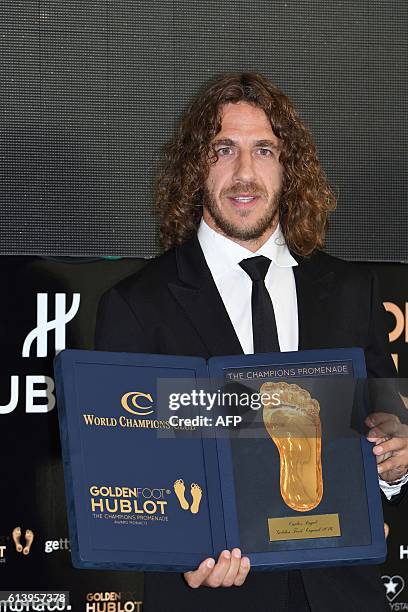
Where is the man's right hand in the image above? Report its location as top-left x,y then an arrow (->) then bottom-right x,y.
184,548 -> 250,588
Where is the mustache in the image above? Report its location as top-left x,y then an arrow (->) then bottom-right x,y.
220,182 -> 268,199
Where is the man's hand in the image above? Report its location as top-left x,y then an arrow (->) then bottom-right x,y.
366,412 -> 408,482
184,548 -> 250,588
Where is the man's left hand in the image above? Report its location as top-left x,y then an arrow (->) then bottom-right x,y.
366,412 -> 408,483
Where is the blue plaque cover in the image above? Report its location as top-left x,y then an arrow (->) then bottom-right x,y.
54,347 -> 386,572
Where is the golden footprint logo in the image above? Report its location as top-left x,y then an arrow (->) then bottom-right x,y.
174,479 -> 190,510
190,483 -> 202,515
12,527 -> 23,553
12,527 -> 34,555
173,479 -> 203,515
261,382 -> 323,512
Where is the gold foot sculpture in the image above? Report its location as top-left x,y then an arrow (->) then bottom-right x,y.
261,382 -> 323,512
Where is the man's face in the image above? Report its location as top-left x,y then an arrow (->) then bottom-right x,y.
203,101 -> 283,248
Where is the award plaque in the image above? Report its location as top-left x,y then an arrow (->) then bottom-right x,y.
54,347 -> 386,572
207,350 -> 385,571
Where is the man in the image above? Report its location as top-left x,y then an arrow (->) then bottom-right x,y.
95,72 -> 408,611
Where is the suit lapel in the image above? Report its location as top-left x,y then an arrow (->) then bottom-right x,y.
293,253 -> 336,350
168,236 -> 243,357
168,237 -> 336,356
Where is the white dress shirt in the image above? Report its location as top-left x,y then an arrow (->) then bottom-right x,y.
197,218 -> 407,499
198,219 -> 298,354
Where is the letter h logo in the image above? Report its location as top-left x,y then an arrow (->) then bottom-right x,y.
22,293 -> 81,357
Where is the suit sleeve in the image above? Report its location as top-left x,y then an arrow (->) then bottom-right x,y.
94,286 -> 154,353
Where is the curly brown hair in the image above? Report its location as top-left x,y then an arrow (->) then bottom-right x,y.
156,72 -> 336,256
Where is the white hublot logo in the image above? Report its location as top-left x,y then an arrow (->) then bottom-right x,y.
0,374 -> 56,415
22,293 -> 80,357
0,293 -> 81,415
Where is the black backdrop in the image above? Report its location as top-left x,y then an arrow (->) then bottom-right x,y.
1,1 -> 407,260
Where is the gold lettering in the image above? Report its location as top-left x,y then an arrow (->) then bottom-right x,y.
156,500 -> 167,514
91,499 -> 104,512
105,499 -> 118,513
120,500 -> 132,513
144,500 -> 156,514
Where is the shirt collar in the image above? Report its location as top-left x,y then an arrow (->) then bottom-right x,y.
197,218 -> 298,278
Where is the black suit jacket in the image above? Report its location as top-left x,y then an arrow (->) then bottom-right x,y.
95,235 -> 399,612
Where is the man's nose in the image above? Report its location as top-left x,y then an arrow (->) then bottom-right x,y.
233,150 -> 256,184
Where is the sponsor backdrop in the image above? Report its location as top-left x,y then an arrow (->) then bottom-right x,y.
0,256 -> 407,611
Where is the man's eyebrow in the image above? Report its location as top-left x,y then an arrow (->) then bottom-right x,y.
212,138 -> 235,146
254,139 -> 280,149
212,138 -> 280,149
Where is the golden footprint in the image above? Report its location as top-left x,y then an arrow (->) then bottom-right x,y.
173,479 -> 189,510
23,529 -> 34,555
261,381 -> 323,512
12,527 -> 23,553
190,483 -> 202,515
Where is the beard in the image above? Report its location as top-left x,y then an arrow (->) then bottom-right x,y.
202,182 -> 282,242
